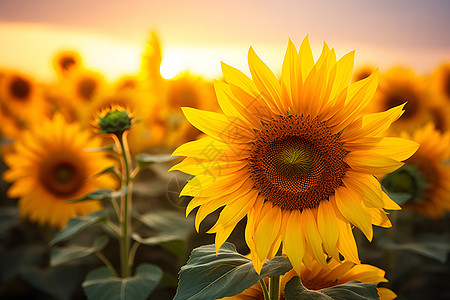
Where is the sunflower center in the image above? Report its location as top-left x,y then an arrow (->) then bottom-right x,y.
385,89 -> 418,119
39,156 -> 86,197
60,56 -> 76,71
444,70 -> 450,99
10,76 -> 31,101
77,78 -> 97,101
249,115 -> 347,211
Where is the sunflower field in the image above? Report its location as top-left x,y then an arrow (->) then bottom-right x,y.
1,2 -> 450,300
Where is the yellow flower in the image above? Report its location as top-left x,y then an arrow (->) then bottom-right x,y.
171,36 -> 419,274
382,123 -> 450,219
369,67 -> 435,133
221,259 -> 396,300
428,63 -> 450,132
0,70 -> 50,137
3,114 -> 116,228
52,50 -> 83,78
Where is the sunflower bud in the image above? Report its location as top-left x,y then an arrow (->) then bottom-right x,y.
97,107 -> 133,136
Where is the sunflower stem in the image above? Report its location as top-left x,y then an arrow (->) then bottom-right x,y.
95,251 -> 118,277
260,279 -> 270,300
115,132 -> 133,278
269,275 -> 280,300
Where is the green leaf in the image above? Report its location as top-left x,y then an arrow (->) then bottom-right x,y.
51,236 -> 109,266
84,145 -> 116,152
385,191 -> 411,206
174,242 -> 293,300
82,264 -> 163,300
135,153 -> 175,167
377,234 -> 450,263
21,264 -> 83,300
94,166 -> 120,177
132,211 -> 194,256
0,207 -> 20,234
49,210 -> 107,246
284,276 -> 379,300
67,186 -> 128,203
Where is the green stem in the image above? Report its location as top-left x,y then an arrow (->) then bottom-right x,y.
260,279 -> 270,300
116,133 -> 133,278
269,276 -> 280,300
128,241 -> 141,270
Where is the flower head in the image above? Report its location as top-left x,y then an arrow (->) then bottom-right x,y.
382,123 -> 450,219
171,37 -> 419,274
3,114 -> 116,228
96,105 -> 134,136
221,259 -> 396,300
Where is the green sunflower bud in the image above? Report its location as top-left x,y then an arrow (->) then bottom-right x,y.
98,109 -> 133,136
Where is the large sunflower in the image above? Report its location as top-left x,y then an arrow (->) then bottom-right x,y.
3,114 -> 116,228
427,63 -> 450,132
221,259 -> 396,300
171,37 -> 418,274
382,123 -> 450,219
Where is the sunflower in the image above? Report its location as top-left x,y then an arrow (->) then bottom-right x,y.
0,70 -> 50,134
221,259 -> 396,300
382,123 -> 450,219
52,50 -> 83,78
3,114 -> 116,228
171,37 -> 419,274
369,67 -> 435,133
427,63 -> 450,132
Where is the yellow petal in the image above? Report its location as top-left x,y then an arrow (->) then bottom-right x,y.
169,157 -> 246,177
377,287 -> 397,300
221,61 -> 259,98
317,200 -> 340,261
248,47 -> 283,113
368,207 -> 392,228
336,216 -> 360,264
381,192 -> 402,210
335,186 -> 373,241
300,208 -> 328,269
343,171 -> 384,208
298,35 -> 315,83
172,137 -> 247,161
283,210 -> 306,275
214,80 -> 262,129
329,50 -> 355,101
345,151 -> 404,177
340,104 -> 404,142
281,39 -> 299,109
182,107 -> 254,144
254,203 -> 282,262
368,137 -> 419,161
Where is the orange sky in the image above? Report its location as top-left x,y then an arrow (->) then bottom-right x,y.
1,0 -> 449,82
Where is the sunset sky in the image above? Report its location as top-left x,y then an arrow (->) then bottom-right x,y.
1,0 -> 449,81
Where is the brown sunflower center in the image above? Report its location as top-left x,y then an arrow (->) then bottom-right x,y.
60,56 -> 76,71
444,70 -> 450,99
10,76 -> 31,101
249,115 -> 347,211
39,155 -> 86,197
385,89 -> 419,119
77,77 -> 97,101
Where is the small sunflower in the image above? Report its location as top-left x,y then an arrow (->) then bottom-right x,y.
52,50 -> 83,78
382,123 -> 450,219
369,67 -> 435,133
428,63 -> 450,132
221,259 -> 396,300
171,37 -> 419,274
0,70 -> 49,132
3,114 -> 116,228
